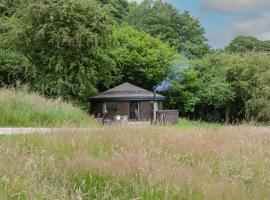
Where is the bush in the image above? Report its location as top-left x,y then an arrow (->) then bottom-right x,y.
0,49 -> 35,87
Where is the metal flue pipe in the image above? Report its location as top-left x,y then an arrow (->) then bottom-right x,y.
153,86 -> 157,124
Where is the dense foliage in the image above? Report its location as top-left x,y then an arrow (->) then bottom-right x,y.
226,36 -> 270,53
0,49 -> 35,87
99,0 -> 129,21
126,0 -> 209,58
0,0 -> 270,123
0,0 -> 22,17
1,0 -> 121,108
167,52 -> 270,122
113,26 -> 177,89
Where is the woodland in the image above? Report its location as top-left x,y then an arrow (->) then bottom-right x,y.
1,0 -> 270,123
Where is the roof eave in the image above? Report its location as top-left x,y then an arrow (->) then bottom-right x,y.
91,96 -> 165,102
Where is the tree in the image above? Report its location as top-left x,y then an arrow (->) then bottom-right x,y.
194,52 -> 270,122
0,0 -> 121,108
167,57 -> 235,121
125,0 -> 209,58
113,26 -> 178,89
226,36 -> 270,53
170,68 -> 202,113
98,0 -> 129,22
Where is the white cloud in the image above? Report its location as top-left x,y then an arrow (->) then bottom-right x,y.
201,1 -> 270,47
207,13 -> 270,48
202,0 -> 270,12
231,13 -> 270,40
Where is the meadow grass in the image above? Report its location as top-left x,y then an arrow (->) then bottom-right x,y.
0,88 -> 97,127
1,125 -> 270,199
176,118 -> 221,130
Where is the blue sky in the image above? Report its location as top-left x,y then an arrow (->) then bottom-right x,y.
168,0 -> 270,49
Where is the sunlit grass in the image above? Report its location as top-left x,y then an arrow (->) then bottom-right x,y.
0,88 -> 97,127
176,118 -> 221,130
1,125 -> 270,199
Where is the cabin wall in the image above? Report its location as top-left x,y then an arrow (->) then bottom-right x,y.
140,101 -> 151,121
91,102 -> 103,117
91,101 -> 130,118
116,102 -> 130,118
91,101 -> 163,121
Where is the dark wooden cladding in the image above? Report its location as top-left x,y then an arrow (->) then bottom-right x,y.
91,101 -> 163,121
156,110 -> 179,125
91,102 -> 103,117
140,101 -> 152,121
117,102 -> 130,117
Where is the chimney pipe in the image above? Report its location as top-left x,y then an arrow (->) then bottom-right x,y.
153,86 -> 157,124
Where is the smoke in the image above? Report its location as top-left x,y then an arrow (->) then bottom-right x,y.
156,79 -> 170,92
155,59 -> 190,92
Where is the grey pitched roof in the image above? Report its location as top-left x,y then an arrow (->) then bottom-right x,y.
91,82 -> 165,102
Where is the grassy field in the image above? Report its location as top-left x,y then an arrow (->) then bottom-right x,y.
0,89 -> 96,127
1,125 -> 270,199
176,118 -> 221,129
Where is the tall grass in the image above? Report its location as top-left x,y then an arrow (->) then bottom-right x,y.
176,118 -> 221,130
1,125 -> 270,199
0,88 -> 97,127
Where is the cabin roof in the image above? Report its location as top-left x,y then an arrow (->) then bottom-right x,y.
91,82 -> 165,102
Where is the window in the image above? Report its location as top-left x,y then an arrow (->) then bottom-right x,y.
104,102 -> 117,114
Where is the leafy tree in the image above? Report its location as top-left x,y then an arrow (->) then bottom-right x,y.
0,0 -> 121,108
0,49 -> 35,87
226,36 -> 270,53
125,0 -> 209,58
241,53 -> 270,121
98,0 -> 129,22
170,68 -> 201,113
167,57 -> 235,121
113,25 -> 178,89
195,52 -> 270,122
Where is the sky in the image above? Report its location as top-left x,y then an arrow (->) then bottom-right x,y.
131,0 -> 270,49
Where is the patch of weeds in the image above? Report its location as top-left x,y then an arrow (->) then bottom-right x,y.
176,152 -> 200,168
175,118 -> 221,130
70,172 -> 204,200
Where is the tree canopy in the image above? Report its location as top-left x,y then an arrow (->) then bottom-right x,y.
113,26 -> 178,89
125,0 -> 209,58
226,36 -> 270,53
1,0 -> 120,108
1,0 -> 270,123
166,52 -> 270,122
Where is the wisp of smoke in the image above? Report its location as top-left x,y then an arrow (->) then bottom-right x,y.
156,79 -> 170,92
155,59 -> 190,92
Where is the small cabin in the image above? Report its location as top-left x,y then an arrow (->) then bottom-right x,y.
91,82 -> 165,121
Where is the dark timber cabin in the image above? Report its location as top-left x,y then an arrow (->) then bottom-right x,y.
91,82 -> 165,121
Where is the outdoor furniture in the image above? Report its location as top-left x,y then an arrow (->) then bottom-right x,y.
121,115 -> 129,123
114,115 -> 121,121
102,118 -> 112,125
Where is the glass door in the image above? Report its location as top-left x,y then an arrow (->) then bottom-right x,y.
130,101 -> 140,121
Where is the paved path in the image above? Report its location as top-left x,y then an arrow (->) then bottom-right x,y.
0,122 -> 151,135
0,128 -> 51,135
0,128 -> 101,135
